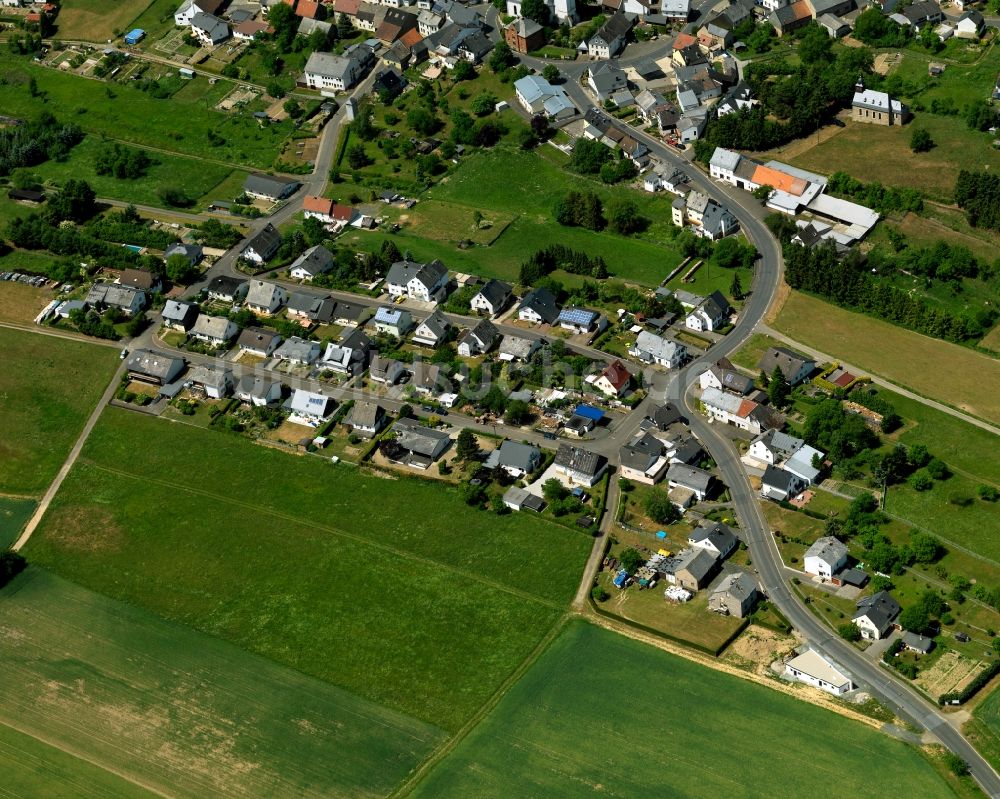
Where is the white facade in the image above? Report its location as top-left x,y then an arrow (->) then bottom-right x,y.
785,650 -> 853,696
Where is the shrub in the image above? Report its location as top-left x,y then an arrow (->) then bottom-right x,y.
591,585 -> 610,602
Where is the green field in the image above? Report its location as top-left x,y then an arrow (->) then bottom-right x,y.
0,496 -> 36,548
970,688 -> 1000,772
893,44 -> 1000,114
56,0 -> 154,40
21,136 -> 241,210
0,54 -> 290,169
24,408 -> 592,731
0,567 -> 444,798
340,147 -> 686,288
773,290 -> 1000,423
0,328 -> 119,496
409,622 -> 955,798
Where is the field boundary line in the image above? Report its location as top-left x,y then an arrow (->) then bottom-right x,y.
0,717 -> 172,799
389,614 -> 571,799
74,459 -> 565,611
0,321 -> 120,348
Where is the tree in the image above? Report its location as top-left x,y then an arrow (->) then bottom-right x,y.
488,41 -> 515,73
0,551 -> 27,588
926,458 -> 950,480
530,114 -> 549,140
606,199 -> 643,235
460,479 -> 487,506
568,137 -> 610,174
730,272 -> 743,300
591,585 -> 610,602
48,179 -> 96,223
455,428 -> 480,461
910,128 -> 933,153
283,98 -> 303,119
838,622 -> 862,641
471,91 -> 497,117
643,490 -> 680,524
451,59 -> 474,81
406,107 -> 441,136
910,532 -> 943,564
979,484 -> 999,502
521,0 -> 551,24
899,603 -> 929,633
542,478 -> 568,502
911,471 -> 933,491
618,547 -> 644,575
542,64 -> 560,82
504,399 -> 531,425
165,253 -> 199,285
337,12 -> 354,39
798,23 -> 833,64
267,2 -> 298,51
768,365 -> 790,408
346,143 -> 370,169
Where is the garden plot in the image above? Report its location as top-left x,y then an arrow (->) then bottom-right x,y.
915,650 -> 991,700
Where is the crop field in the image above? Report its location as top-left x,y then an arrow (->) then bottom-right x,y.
971,686 -> 1000,769
24,408 -> 592,731
25,136 -> 240,210
0,281 -> 50,323
0,497 -> 35,548
773,290 -> 1000,423
409,622 -> 955,798
0,54 -> 290,169
0,328 -> 119,496
0,568 -> 444,798
55,0 -> 154,41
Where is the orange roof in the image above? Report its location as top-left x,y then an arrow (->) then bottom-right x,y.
789,0 -> 812,20
303,195 -> 334,215
736,398 -> 757,418
234,20 -> 270,36
601,360 -> 631,391
750,164 -> 808,196
331,203 -> 354,221
333,0 -> 359,12
673,32 -> 697,50
296,0 -> 321,17
400,27 -> 422,47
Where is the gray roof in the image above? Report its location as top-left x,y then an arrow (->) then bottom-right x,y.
416,310 -> 451,340
191,11 -> 229,40
465,318 -> 500,349
246,279 -> 284,309
708,358 -> 754,394
190,313 -> 234,340
410,360 -> 443,391
348,400 -> 385,428
805,535 -> 848,566
649,402 -> 684,429
474,278 -> 512,309
711,571 -> 758,603
290,388 -> 334,417
187,364 -> 232,392
274,336 -> 320,362
393,417 -> 451,457
853,590 -> 901,629
499,335 -> 537,360
207,275 -> 246,298
666,463 -> 711,493
491,440 -> 540,473
671,547 -> 717,581
331,300 -> 366,323
369,354 -> 403,381
755,428 -> 804,457
162,299 -> 198,324
593,12 -> 632,44
126,349 -> 185,381
289,245 -> 334,277
243,174 -> 300,200
236,374 -> 281,401
287,291 -> 336,323
86,283 -> 145,309
554,443 -> 605,477
689,521 -> 738,555
901,631 -> 934,652
759,346 -> 814,382
386,258 -> 448,291
236,326 -> 281,351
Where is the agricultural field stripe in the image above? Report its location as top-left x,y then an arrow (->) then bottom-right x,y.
76,459 -> 565,611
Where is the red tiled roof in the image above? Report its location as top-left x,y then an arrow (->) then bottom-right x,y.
601,360 -> 631,391
750,164 -> 808,196
234,20 -> 271,36
331,203 -> 354,221
296,0 -> 321,17
303,195 -> 334,215
736,398 -> 757,418
832,372 -> 856,388
673,32 -> 697,50
333,0 -> 360,14
400,27 -> 422,46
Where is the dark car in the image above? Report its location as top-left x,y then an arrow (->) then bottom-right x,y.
543,432 -> 557,440
955,632 -> 971,642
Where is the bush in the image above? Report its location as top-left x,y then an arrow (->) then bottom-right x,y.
0,551 -> 27,587
838,622 -> 861,641
979,484 -> 999,502
591,585 -> 610,602
944,753 -> 970,777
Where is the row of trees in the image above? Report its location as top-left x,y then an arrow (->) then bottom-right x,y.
825,172 -> 923,215
568,139 -> 638,184
552,191 -> 645,235
0,111 -> 83,177
519,244 -> 610,286
955,170 -> 1000,232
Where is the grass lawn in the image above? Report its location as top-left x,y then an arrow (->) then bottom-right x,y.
892,43 -> 1000,113
55,0 -> 154,40
0,567 -> 445,798
0,282 -> 52,323
0,496 -> 35,548
0,328 -> 119,496
784,115 -> 1000,201
409,621 -> 956,798
969,685 -> 1000,773
21,136 -> 241,210
24,408 -> 592,731
0,54 -> 290,169
727,331 -> 782,372
773,290 -> 1000,423
124,0 -> 187,43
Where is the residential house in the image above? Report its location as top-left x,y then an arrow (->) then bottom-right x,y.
503,486 -> 547,512
699,358 -> 754,395
785,443 -> 824,485
768,0 -> 811,34
553,443 -> 608,486
321,328 -> 371,375
274,336 -> 321,365
289,245 -> 334,280
666,463 -> 712,501
458,31 -> 493,63
853,591 -> 901,640
409,360 -> 444,394
716,81 -> 756,116
375,8 -> 418,44
557,307 -> 600,334
518,287 -> 560,324
646,401 -> 685,431
164,242 -> 203,267
245,279 -> 287,315
418,8 -> 445,35
385,258 -> 450,303
588,62 -> 628,101
412,310 -> 451,347
85,283 -> 146,315
347,400 -> 389,438
956,9 -> 985,37
388,417 -> 451,467
618,433 -> 670,485
685,290 -> 730,332
594,359 -> 631,397
236,326 -> 282,357
498,335 -> 541,362
289,388 -> 336,424
235,375 -> 283,406
588,12 -> 632,58
901,631 -> 935,654
700,386 -> 782,435
748,429 -> 805,466
302,43 -> 376,91
186,364 -> 233,399
372,306 -> 413,338
126,349 -> 185,385
174,0 -> 224,26
513,75 -> 577,119
852,82 -> 909,126
189,314 -> 237,346
688,521 -> 738,559
331,301 -> 366,327
485,440 -> 542,478
900,0 -> 943,29
242,224 -> 282,265
818,12 -> 849,36
368,354 -> 406,384
785,649 -> 853,695
671,193 -> 737,240
708,571 -> 759,617
161,299 -> 199,331
119,268 -> 161,294
243,174 -> 301,201
662,547 -> 718,591
629,330 -> 687,369
302,194 -> 335,223
235,18 -> 272,40
457,318 -> 500,357
758,346 -> 815,385
470,279 -> 513,317
504,17 -> 544,53
191,11 -> 230,44
803,536 -> 848,579
761,464 -> 807,501
286,292 -> 336,326
206,275 -> 247,303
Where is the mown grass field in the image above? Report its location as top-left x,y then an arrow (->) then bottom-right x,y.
409,622 -> 956,798
24,408 -> 592,731
0,328 -> 119,496
55,0 -> 154,40
0,497 -> 35,548
0,568 -> 444,798
785,114 -> 1000,201
969,686 -> 1000,773
340,147 -> 686,288
23,136 -> 241,210
893,43 -> 1000,113
773,290 -> 1000,423
0,54 -> 290,169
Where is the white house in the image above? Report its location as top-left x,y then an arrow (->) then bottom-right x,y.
245,280 -> 287,316
385,259 -> 450,304
470,279 -> 512,317
518,287 -> 559,324
186,364 -> 233,399
629,330 -> 687,369
372,306 -> 413,338
553,443 -> 608,487
189,314 -> 237,346
785,649 -> 853,696
594,360 -> 631,397
803,536 -> 847,579
699,386 -> 781,436
289,245 -> 334,281
235,375 -> 283,407
289,388 -> 335,424
684,290 -> 730,332
457,318 -> 500,357
587,12 -> 631,58
666,463 -> 711,502
302,44 -> 375,91
687,521 -> 738,559
190,11 -> 230,44
852,591 -> 901,640
412,310 -> 451,347
241,223 -> 281,265
273,336 -> 321,365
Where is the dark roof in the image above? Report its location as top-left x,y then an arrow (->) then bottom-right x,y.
689,521 -> 738,554
519,287 -> 559,323
7,188 -> 44,202
245,223 -> 282,256
555,443 -> 605,477
649,402 -> 684,429
762,464 -> 798,492
243,172 -> 301,199
853,590 -> 901,629
237,326 -> 280,350
593,11 -> 632,43
207,275 -> 246,296
287,291 -> 336,322
839,568 -> 869,588
475,278 -> 512,308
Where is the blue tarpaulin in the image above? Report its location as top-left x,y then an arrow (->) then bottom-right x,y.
124,28 -> 145,44
656,531 -> 667,539
574,404 -> 605,421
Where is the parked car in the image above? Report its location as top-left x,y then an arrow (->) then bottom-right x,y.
119,348 -> 129,360
955,632 -> 971,642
